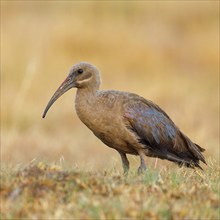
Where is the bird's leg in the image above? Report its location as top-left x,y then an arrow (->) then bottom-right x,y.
137,150 -> 147,174
118,151 -> 130,174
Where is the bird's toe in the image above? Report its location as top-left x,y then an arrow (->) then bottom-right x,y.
137,165 -> 147,175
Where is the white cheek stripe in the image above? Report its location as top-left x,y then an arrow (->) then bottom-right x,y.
77,75 -> 93,85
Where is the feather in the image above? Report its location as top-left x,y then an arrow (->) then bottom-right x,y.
124,98 -> 206,168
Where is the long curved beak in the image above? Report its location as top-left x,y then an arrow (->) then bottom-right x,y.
42,76 -> 74,118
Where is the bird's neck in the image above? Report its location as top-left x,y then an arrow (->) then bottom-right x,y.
75,85 -> 98,104
75,85 -> 100,127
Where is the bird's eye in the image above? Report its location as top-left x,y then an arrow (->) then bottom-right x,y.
77,69 -> 83,74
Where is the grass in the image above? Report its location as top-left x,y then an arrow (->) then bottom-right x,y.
1,159 -> 219,219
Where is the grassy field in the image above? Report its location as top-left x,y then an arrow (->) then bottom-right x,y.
1,159 -> 219,219
1,1 -> 219,219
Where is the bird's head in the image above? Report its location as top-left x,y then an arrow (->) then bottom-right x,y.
42,62 -> 100,118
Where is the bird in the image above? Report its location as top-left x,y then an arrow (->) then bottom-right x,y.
42,62 -> 206,174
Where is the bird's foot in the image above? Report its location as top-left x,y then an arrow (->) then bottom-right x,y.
123,164 -> 130,176
137,165 -> 147,175
123,169 -> 129,177
137,151 -> 147,175
118,151 -> 130,176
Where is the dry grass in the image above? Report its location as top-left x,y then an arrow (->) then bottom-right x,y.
1,1 -> 219,219
1,160 -> 219,219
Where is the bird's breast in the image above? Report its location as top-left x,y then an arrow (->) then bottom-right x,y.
74,90 -> 142,154
76,105 -> 140,154
75,99 -> 119,133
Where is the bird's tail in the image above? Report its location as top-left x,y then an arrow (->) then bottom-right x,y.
177,132 -> 206,169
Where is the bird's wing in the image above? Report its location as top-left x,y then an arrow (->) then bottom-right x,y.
124,99 -> 178,152
123,97 -> 206,166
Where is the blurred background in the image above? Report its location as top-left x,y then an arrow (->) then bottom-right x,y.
2,1 -> 219,171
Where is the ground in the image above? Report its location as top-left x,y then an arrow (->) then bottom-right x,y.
1,159 -> 219,219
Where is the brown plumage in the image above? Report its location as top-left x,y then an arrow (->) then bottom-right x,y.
43,62 -> 206,173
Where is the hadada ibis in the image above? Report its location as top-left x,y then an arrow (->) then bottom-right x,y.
43,62 -> 206,173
